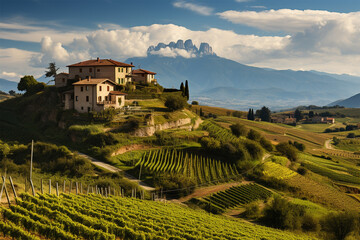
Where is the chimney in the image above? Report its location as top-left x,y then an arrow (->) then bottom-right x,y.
88,76 -> 91,82
97,57 -> 99,62
131,62 -> 133,65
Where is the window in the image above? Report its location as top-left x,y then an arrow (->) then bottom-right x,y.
118,68 -> 121,72
79,68 -> 82,73
75,96 -> 78,101
62,78 -> 65,83
99,86 -> 102,91
81,107 -> 83,110
80,87 -> 83,92
107,86 -> 109,91
105,96 -> 108,101
89,68 -> 92,72
98,96 -> 101,101
86,86 -> 89,91
121,68 -> 123,72
88,107 -> 91,112
97,69 -> 100,72
118,78 -> 120,84
86,96 -> 89,102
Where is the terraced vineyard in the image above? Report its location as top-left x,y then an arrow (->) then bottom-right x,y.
200,183 -> 272,211
137,149 -> 239,183
199,120 -> 238,142
0,193 -> 316,240
262,161 -> 298,180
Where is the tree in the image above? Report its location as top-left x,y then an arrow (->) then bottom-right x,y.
165,94 -> 187,111
8,90 -> 16,96
247,129 -> 261,141
250,109 -> 255,120
322,212 -> 358,240
180,82 -> 185,96
276,142 -> 298,161
247,109 -> 252,120
230,123 -> 248,137
259,106 -> 271,122
45,62 -> 59,83
199,108 -> 204,117
294,109 -> 302,122
18,75 -> 45,95
308,110 -> 314,118
184,80 -> 189,100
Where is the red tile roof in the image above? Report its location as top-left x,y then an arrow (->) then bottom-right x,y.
132,69 -> 156,75
67,58 -> 134,67
110,91 -> 127,95
73,78 -> 117,86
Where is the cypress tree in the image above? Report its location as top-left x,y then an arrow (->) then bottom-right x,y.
180,82 -> 185,96
185,80 -> 189,100
247,109 -> 252,120
251,109 -> 255,120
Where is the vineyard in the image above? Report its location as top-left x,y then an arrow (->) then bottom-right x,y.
0,193 -> 317,240
136,149 -> 239,183
262,161 -> 297,180
200,183 -> 272,211
199,121 -> 238,142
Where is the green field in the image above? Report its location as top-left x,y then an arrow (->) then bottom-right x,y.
0,193 -> 317,240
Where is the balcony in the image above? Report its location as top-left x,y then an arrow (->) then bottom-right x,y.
97,100 -> 116,105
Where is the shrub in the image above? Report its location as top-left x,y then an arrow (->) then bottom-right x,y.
347,133 -> 356,138
260,137 -> 274,152
247,129 -> 262,141
302,214 -> 320,232
297,167 -> 307,175
230,123 -> 248,137
322,212 -> 358,240
200,137 -> 221,151
164,95 -> 187,111
191,101 -> 198,105
154,131 -> 182,146
85,133 -> 118,148
243,201 -> 261,219
276,142 -> 298,161
232,111 -> 243,118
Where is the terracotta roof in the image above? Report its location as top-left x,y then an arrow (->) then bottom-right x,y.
73,78 -> 117,86
67,58 -> 134,67
132,69 -> 156,75
57,72 -> 69,75
110,91 -> 127,95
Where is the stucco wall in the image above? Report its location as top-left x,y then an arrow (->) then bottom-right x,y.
55,74 -> 69,87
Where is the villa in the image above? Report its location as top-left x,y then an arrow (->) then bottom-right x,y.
56,58 -> 156,113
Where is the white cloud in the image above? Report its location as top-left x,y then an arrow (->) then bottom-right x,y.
173,1 -> 213,16
217,9 -> 349,32
1,71 -> 20,78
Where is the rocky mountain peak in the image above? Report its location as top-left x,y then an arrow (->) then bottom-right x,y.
147,39 -> 216,57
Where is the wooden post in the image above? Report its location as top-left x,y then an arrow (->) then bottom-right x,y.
9,176 -> 17,199
101,187 -> 104,196
0,176 -> 5,202
76,182 -> 78,195
30,140 -> 34,181
80,182 -> 83,194
41,179 -> 43,194
138,164 -> 142,180
3,177 -> 11,207
49,179 -> 51,194
69,181 -> 72,194
87,185 -> 90,195
63,180 -> 66,193
105,187 -> 108,198
30,179 -> 35,196
56,182 -> 59,197
95,185 -> 98,194
91,186 -> 94,194
24,177 -> 27,193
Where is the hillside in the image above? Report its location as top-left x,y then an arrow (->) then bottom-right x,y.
328,93 -> 360,108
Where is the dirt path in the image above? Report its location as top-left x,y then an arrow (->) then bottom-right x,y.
325,139 -> 334,149
78,152 -> 155,192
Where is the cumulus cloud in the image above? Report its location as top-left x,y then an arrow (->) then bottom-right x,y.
173,1 -> 213,16
217,9 -> 348,32
1,71 -> 20,78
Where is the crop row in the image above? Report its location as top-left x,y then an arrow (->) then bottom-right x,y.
0,193 -> 317,240
203,183 -> 272,210
262,161 -> 297,180
199,121 -> 238,142
137,148 -> 239,183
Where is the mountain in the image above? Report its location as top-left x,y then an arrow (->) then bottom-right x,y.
127,39 -> 360,110
0,78 -> 18,93
328,93 -> 360,108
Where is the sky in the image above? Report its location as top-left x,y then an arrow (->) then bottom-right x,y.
1,0 -> 360,81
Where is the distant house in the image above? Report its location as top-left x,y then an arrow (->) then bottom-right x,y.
311,116 -> 335,124
325,117 -> 335,124
131,69 -> 157,84
55,73 -> 70,87
284,117 -> 296,125
71,77 -> 125,113
271,117 -> 284,123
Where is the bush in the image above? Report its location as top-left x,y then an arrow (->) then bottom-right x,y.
230,123 -> 248,137
302,214 -> 320,232
164,95 -> 187,111
322,212 -> 358,240
191,101 -> 198,105
247,129 -> 261,141
232,111 -> 243,118
260,137 -> 274,152
200,137 -> 221,151
347,133 -> 356,138
85,133 -> 118,148
154,131 -> 182,146
243,201 -> 261,219
297,167 -> 307,175
276,142 -> 298,161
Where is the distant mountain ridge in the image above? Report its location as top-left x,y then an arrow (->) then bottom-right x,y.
147,39 -> 215,57
127,40 -> 360,110
328,93 -> 360,108
0,78 -> 18,93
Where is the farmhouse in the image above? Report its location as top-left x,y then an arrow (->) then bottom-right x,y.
55,58 -> 156,112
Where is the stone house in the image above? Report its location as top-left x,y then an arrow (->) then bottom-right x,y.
54,72 -> 70,87
72,77 -> 125,113
131,69 -> 157,84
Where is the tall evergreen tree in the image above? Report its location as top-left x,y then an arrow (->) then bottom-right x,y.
45,62 -> 59,84
247,109 -> 252,120
294,109 -> 302,122
251,109 -> 255,120
180,82 -> 185,96
185,80 -> 189,100
259,106 -> 271,122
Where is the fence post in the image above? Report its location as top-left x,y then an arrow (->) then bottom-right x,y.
9,176 -> 17,199
30,179 -> 35,197
2,177 -> 11,206
63,180 -> 66,193
56,182 -> 59,197
69,181 -> 72,194
49,179 -> 51,194
80,182 -> 83,194
87,185 -> 90,195
0,176 -> 5,202
76,182 -> 78,195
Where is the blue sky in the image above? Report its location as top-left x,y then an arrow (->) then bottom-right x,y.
1,0 -> 360,81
